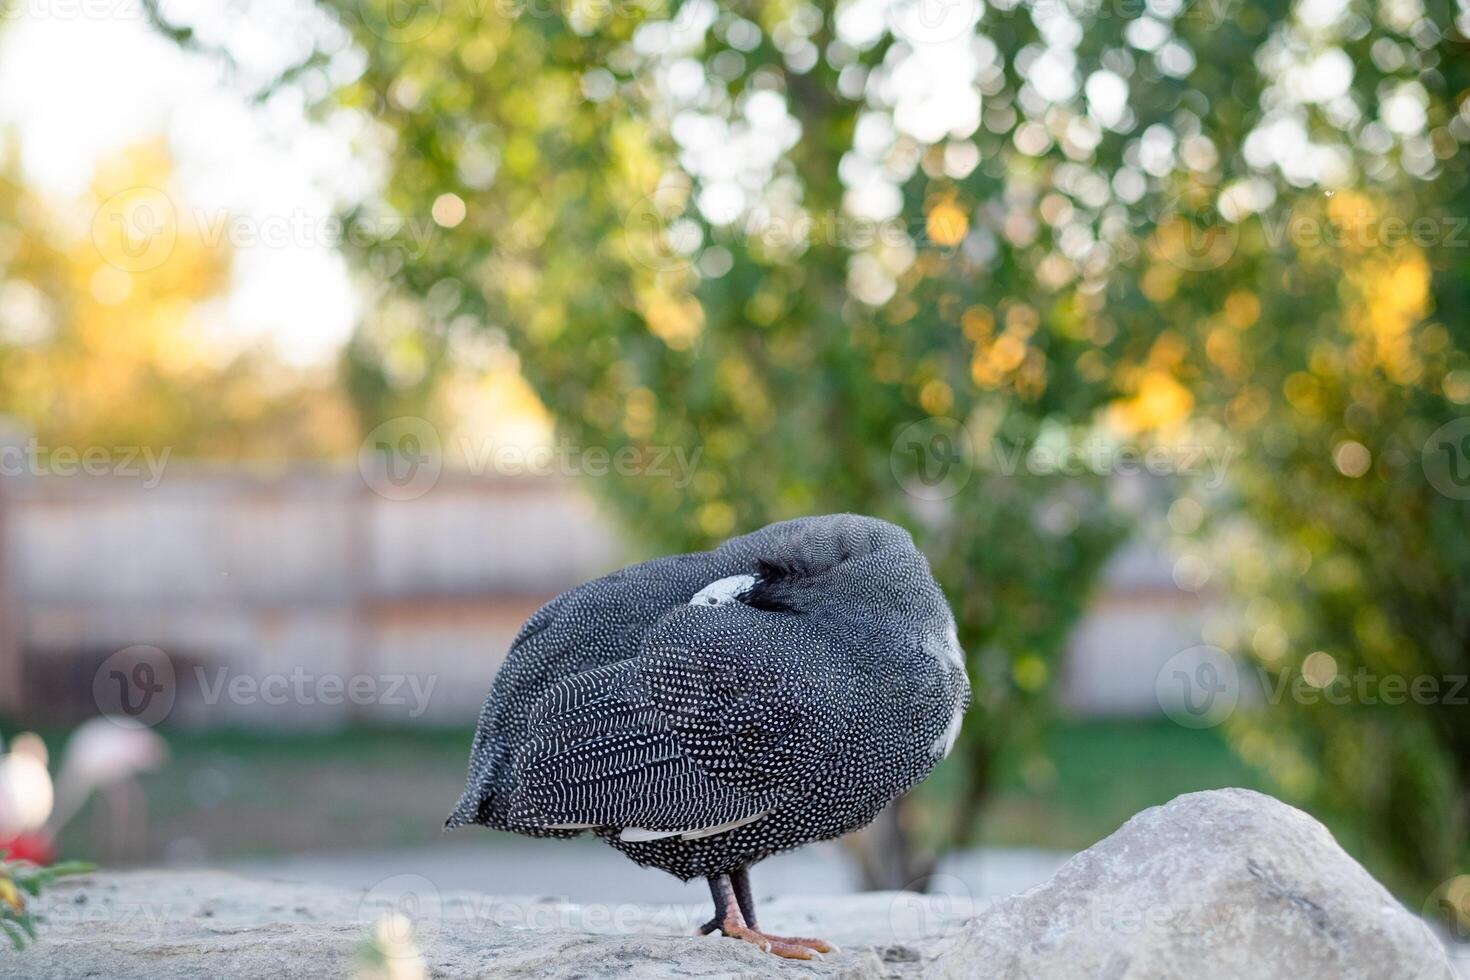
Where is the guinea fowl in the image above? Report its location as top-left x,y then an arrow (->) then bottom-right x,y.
447,513 -> 971,959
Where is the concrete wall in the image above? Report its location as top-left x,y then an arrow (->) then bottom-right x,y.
1059,539 -> 1225,717
5,468 -> 626,728
1,465 -> 1215,728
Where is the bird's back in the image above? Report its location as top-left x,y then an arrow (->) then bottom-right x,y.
445,549 -> 728,832
447,514 -> 970,878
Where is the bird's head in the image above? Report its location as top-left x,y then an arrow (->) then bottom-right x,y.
689,574 -> 758,608
698,514 -> 957,623
688,560 -> 819,614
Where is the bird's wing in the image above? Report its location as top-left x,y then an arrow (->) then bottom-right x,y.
445,552 -> 725,831
638,603 -> 857,797
508,603 -> 856,836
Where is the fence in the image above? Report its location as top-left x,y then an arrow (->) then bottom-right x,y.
2,465 -> 625,727
0,462 -> 1215,728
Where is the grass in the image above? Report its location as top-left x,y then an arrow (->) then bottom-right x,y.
15,725 -> 476,861
10,718 -> 1265,863
980,717 -> 1269,849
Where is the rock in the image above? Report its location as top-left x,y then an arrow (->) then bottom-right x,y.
930,788 -> 1454,980
15,870 -> 970,979
11,789 -> 1454,979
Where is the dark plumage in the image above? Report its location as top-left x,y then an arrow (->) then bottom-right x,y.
447,513 -> 970,958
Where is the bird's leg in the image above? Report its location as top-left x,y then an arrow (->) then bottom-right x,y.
730,865 -> 760,928
732,867 -> 838,954
696,871 -> 836,959
696,875 -> 729,937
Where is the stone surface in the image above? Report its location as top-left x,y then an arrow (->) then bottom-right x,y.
7,789 -> 1457,979
12,870 -> 969,979
933,788 -> 1455,980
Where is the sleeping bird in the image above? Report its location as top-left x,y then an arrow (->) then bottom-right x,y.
447,513 -> 971,958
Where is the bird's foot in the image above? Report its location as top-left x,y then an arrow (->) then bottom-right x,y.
701,917 -> 836,960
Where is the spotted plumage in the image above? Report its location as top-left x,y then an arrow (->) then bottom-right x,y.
447,514 -> 970,957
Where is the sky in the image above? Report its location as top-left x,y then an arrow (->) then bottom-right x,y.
0,0 -> 362,369
0,0 -> 1377,373
0,0 -> 1017,377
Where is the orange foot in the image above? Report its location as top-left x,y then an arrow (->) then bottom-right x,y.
704,918 -> 838,960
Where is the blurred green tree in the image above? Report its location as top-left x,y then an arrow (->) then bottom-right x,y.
1117,14 -> 1470,917
310,0 -> 1152,884
0,138 -> 354,458
142,0 -> 1470,899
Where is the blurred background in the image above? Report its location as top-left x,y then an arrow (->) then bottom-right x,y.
0,0 -> 1467,951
